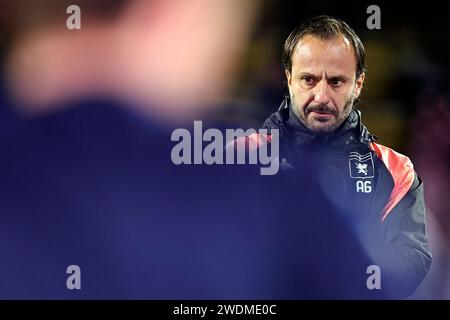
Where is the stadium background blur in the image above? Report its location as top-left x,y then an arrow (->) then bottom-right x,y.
1,0 -> 449,299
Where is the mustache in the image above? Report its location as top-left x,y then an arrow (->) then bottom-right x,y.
305,104 -> 337,116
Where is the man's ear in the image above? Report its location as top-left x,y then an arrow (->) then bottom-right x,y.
285,69 -> 293,97
285,69 -> 292,86
353,73 -> 365,100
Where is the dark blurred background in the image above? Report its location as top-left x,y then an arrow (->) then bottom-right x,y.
1,0 -> 449,298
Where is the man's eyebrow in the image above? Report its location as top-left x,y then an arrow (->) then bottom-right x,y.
327,74 -> 351,81
296,72 -> 351,81
296,72 -> 319,79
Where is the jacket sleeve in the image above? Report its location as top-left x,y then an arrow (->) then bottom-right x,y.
366,173 -> 432,297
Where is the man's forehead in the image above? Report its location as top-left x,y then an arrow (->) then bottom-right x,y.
294,34 -> 353,55
292,34 -> 357,75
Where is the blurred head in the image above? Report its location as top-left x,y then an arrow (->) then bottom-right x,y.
282,16 -> 366,133
2,0 -> 258,122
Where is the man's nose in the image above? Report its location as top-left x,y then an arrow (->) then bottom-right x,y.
313,80 -> 331,105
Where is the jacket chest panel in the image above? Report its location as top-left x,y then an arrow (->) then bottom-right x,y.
280,147 -> 380,219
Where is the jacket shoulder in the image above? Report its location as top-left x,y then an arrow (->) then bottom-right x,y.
262,99 -> 290,130
370,142 -> 416,221
262,110 -> 286,130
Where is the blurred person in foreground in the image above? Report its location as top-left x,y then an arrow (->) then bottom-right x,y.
249,16 -> 432,297
0,0 -> 276,299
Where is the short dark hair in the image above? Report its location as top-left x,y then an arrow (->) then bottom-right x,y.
282,15 -> 366,79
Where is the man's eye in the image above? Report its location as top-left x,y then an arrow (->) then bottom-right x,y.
329,79 -> 343,87
302,77 -> 314,84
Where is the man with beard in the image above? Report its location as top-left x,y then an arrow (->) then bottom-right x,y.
261,16 -> 432,298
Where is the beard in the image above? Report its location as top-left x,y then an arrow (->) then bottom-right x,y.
291,92 -> 354,134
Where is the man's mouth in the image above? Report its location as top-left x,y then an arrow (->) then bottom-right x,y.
305,105 -> 337,117
309,112 -> 335,123
310,110 -> 334,115
308,109 -> 336,119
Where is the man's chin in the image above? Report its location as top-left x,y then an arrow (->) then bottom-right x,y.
293,108 -> 343,134
305,114 -> 337,130
306,121 -> 339,134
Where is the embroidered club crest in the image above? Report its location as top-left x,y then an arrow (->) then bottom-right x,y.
349,152 -> 374,179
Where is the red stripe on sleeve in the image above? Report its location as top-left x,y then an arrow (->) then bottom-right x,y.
370,142 -> 415,222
